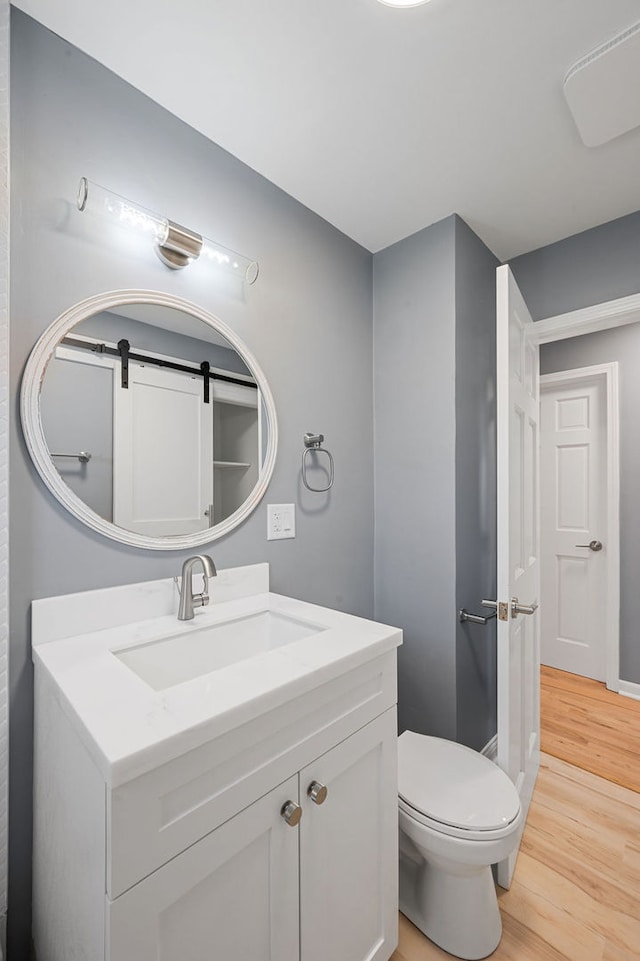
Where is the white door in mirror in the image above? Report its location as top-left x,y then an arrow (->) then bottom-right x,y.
114,363 -> 213,536
268,503 -> 296,540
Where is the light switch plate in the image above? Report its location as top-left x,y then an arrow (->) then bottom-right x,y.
267,503 -> 296,540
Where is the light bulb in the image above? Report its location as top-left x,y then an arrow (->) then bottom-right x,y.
201,241 -> 259,285
77,178 -> 167,243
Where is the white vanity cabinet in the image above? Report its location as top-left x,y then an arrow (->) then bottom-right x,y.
107,710 -> 397,961
33,643 -> 399,961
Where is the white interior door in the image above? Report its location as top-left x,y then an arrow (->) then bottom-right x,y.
540,372 -> 607,681
495,265 -> 541,888
113,363 -> 213,535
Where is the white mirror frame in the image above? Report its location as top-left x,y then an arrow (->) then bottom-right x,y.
20,289 -> 278,550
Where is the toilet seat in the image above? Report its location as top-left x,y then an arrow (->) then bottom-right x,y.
398,732 -> 521,839
398,796 -> 519,842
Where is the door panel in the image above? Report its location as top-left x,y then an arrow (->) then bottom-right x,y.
113,363 -> 213,535
496,265 -> 540,888
540,376 -> 607,680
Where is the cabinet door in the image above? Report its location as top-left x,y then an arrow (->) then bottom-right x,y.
108,776 -> 299,961
300,709 -> 398,961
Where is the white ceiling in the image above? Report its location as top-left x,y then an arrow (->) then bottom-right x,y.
12,0 -> 640,260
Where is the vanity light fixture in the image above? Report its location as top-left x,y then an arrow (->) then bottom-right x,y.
76,178 -> 259,284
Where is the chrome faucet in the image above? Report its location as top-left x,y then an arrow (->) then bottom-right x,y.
177,555 -> 217,620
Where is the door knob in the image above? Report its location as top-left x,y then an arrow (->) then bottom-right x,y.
281,801 -> 302,826
307,781 -> 328,805
575,540 -> 603,552
511,597 -> 538,617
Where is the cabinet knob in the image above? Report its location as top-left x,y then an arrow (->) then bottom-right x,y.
307,780 -> 328,805
281,800 -> 302,826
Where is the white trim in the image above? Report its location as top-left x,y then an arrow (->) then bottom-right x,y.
20,289 -> 278,551
539,363 -> 620,692
0,0 -> 9,922
531,292 -> 640,345
55,343 -> 117,370
618,680 -> 640,701
480,734 -> 497,761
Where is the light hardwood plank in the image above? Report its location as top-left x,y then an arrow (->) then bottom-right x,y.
540,666 -> 640,791
498,865 -> 605,961
622,842 -> 640,871
602,944 -> 640,961
539,753 -> 640,811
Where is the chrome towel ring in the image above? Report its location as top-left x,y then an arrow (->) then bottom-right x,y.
302,433 -> 334,492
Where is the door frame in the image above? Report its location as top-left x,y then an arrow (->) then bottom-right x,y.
539,363 -> 620,691
531,291 -> 640,346
528,291 -> 640,694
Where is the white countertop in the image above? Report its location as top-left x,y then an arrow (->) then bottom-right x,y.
32,566 -> 402,786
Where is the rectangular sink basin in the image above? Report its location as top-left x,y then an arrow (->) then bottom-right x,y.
113,609 -> 327,691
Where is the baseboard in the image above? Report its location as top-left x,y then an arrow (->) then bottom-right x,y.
480,734 -> 498,761
618,679 -> 640,701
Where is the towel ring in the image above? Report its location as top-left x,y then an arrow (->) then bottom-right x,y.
302,433 -> 334,492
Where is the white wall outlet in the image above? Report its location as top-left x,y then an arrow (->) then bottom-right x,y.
267,503 -> 296,540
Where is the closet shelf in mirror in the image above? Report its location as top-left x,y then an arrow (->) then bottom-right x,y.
213,461 -> 251,470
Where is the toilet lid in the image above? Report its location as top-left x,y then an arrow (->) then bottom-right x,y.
398,732 -> 520,832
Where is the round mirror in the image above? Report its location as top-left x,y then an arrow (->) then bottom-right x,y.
21,290 -> 278,549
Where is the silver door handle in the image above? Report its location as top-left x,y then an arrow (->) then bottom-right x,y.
575,540 -> 603,552
511,597 -> 538,617
482,599 -> 509,621
459,608 -> 497,625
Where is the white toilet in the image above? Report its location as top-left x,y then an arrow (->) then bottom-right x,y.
397,731 -> 523,960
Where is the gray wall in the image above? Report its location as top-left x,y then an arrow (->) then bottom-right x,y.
373,216 -> 458,740
373,216 -> 498,750
510,211 -> 640,321
78,310 -> 252,375
454,218 -> 499,751
540,325 -> 640,684
10,11 -> 374,956
41,357 -> 114,519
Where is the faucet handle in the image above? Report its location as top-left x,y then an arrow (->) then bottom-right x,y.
193,592 -> 209,610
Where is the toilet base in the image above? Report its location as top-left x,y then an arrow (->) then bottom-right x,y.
399,852 -> 502,960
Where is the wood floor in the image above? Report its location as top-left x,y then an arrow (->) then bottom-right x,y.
540,666 -> 640,792
390,752 -> 640,961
